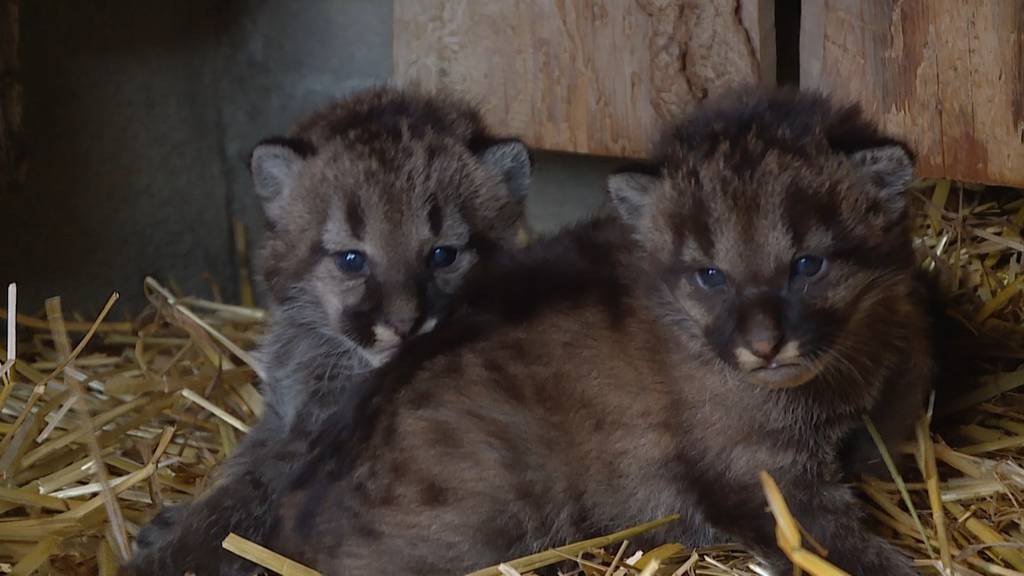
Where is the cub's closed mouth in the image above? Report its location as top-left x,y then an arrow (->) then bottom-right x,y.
751,362 -> 803,372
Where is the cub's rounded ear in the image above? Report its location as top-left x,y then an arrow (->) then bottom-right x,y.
607,167 -> 661,225
824,101 -> 915,214
847,143 -> 914,214
249,137 -> 316,209
477,139 -> 532,199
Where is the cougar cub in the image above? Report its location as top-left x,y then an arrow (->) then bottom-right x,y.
127,87 -> 531,575
267,90 -> 930,576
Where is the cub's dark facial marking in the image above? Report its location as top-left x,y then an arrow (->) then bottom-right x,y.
125,87 -> 532,576
427,197 -> 444,236
345,196 -> 366,241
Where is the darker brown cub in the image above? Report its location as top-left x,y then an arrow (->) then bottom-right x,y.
266,90 -> 930,576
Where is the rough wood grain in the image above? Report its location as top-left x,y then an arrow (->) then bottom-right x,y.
801,0 -> 1024,187
394,0 -> 775,158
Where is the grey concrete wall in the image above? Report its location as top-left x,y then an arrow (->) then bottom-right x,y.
3,0 -> 613,315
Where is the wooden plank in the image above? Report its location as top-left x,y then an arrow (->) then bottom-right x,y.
394,0 -> 775,158
801,0 -> 1024,187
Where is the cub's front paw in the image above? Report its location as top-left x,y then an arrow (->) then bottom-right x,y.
134,503 -> 188,555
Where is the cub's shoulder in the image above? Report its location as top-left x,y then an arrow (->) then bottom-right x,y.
462,215 -> 635,322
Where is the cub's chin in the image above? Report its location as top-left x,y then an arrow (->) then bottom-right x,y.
745,362 -> 818,389
359,344 -> 402,368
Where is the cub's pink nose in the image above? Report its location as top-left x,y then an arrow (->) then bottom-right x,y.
743,314 -> 782,361
384,315 -> 417,339
748,336 -> 782,360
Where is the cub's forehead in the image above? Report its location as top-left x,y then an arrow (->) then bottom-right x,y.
305,143 -> 477,245
305,138 -> 480,205
662,147 -> 844,270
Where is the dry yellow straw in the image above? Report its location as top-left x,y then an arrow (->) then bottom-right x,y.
943,501 -> 1024,571
180,297 -> 265,322
637,559 -> 660,576
975,278 -> 1024,323
634,543 -> 684,571
47,297 -> 131,561
97,538 -> 119,576
0,284 -> 17,425
62,426 -> 175,522
759,471 -> 851,576
602,539 -> 629,576
144,277 -> 266,380
0,309 -> 134,333
0,291 -> 119,465
672,553 -> 700,576
927,180 -> 951,232
222,533 -> 321,576
862,415 -> 933,555
466,514 -> 681,576
10,536 -> 60,576
915,409 -> 952,572
181,388 -> 251,433
0,486 -> 70,511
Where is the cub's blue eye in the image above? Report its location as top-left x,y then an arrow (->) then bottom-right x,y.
334,250 -> 367,273
429,246 -> 458,269
792,255 -> 825,278
696,267 -> 726,289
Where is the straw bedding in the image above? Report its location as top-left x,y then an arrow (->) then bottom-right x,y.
2,180 -> 1023,576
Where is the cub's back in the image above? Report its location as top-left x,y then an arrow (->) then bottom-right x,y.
271,219 -> 682,572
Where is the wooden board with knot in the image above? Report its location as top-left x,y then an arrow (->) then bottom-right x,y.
394,0 -> 776,159
801,0 -> 1024,188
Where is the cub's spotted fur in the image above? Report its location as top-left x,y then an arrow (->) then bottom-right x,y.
266,90 -> 930,576
127,86 -> 531,576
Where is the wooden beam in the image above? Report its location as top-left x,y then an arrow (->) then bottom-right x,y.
395,0 -> 776,158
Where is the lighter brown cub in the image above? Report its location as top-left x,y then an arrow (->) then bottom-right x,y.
127,87 -> 532,576
255,89 -> 529,374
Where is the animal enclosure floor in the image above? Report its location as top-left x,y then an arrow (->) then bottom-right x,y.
2,181 -> 1024,575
